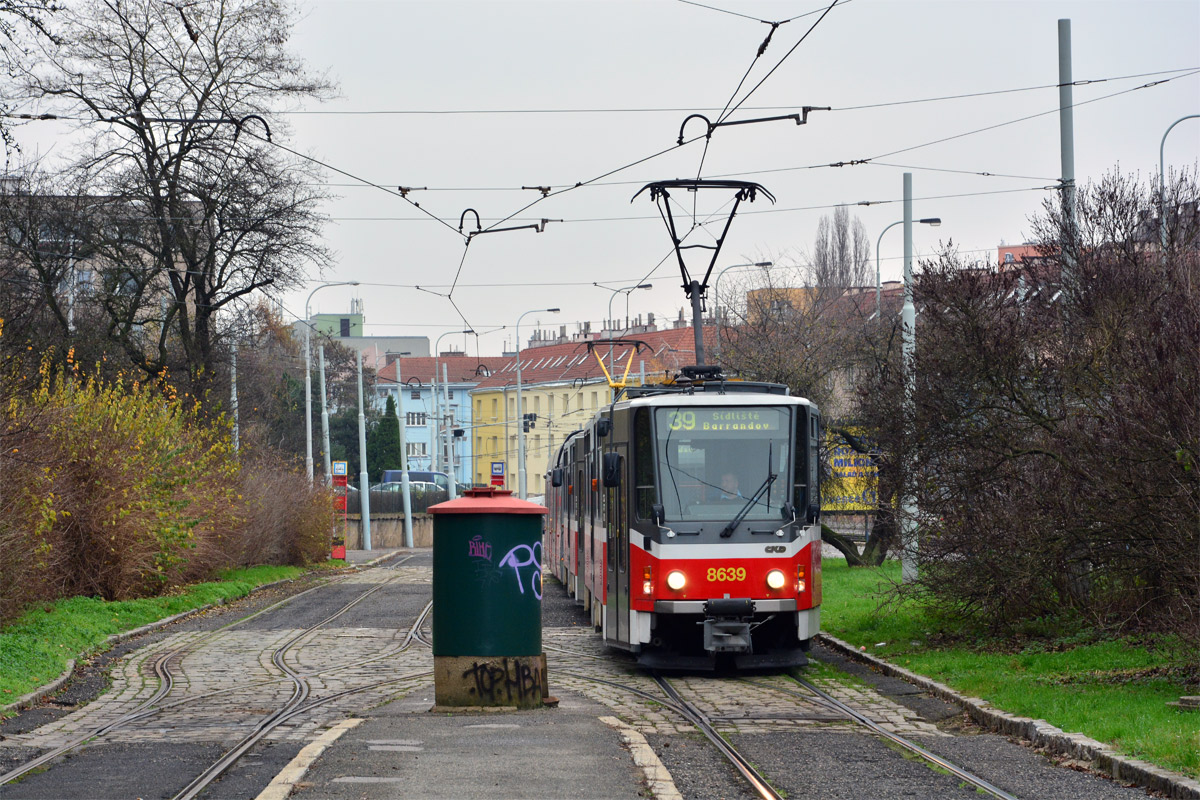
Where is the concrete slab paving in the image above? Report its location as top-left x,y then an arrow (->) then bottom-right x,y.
290,686 -> 648,800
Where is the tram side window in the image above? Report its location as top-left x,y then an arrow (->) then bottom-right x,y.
793,409 -> 808,513
633,407 -> 658,519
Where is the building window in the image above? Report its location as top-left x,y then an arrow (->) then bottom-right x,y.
410,388 -> 421,400
406,411 -> 427,426
407,442 -> 427,457
1004,252 -> 1015,264
339,318 -> 350,337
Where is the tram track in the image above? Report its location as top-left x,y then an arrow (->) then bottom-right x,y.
0,553 -> 426,792
559,663 -> 1023,800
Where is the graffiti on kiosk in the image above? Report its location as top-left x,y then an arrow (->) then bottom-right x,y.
467,535 -> 493,562
461,657 -> 546,704
498,542 -> 542,599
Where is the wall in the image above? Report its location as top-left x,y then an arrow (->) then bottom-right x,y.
344,513 -> 434,549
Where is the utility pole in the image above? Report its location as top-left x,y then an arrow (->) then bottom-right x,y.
900,172 -> 918,584
319,346 -> 331,485
230,343 -> 239,455
1058,19 -> 1077,287
394,359 -> 413,547
443,362 -> 457,500
356,349 -> 371,550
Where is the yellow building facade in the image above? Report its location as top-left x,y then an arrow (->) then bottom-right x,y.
470,376 -> 612,497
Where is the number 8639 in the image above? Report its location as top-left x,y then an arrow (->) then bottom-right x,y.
707,566 -> 746,582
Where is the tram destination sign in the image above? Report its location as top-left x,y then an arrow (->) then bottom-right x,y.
660,407 -> 784,433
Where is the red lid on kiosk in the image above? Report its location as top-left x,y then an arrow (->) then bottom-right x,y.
428,486 -> 548,515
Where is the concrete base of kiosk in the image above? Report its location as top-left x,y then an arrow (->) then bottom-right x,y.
433,654 -> 548,710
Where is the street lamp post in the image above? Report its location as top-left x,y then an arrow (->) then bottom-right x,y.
1160,115 -> 1199,251
876,218 -> 939,321
392,353 -> 414,548
606,283 -> 652,369
304,280 -> 359,482
516,307 -> 560,500
711,261 -> 771,362
432,329 -> 472,492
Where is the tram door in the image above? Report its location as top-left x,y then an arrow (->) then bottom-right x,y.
605,445 -> 629,643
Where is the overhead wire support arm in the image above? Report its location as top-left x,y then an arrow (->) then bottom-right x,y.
676,107 -> 828,145
103,113 -> 272,141
459,207 -> 558,243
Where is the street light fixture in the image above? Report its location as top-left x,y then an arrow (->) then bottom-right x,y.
516,307 -> 560,500
711,261 -> 771,362
304,280 -> 359,483
1159,115 -> 1199,252
606,283 -> 652,370
876,218 -> 939,320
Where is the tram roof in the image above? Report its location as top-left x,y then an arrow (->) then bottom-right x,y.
623,390 -> 814,409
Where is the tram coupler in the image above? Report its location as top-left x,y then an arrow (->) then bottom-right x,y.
702,598 -> 755,653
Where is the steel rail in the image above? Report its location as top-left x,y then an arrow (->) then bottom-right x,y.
0,556 -> 415,789
0,573 -> 356,787
560,667 -> 781,800
776,675 -> 1022,800
652,674 -> 783,800
171,571 -> 409,800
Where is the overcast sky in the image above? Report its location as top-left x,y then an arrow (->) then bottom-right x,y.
20,0 -> 1200,357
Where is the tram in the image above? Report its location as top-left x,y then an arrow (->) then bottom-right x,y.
545,366 -> 822,669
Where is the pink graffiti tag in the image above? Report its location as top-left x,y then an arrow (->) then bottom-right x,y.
467,535 -> 492,562
497,542 -> 542,599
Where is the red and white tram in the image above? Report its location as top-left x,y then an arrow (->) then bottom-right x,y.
545,370 -> 822,669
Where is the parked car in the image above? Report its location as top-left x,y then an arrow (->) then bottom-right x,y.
380,470 -> 451,491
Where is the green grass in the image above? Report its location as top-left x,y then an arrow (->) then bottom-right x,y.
819,557 -> 1200,779
0,564 -> 312,711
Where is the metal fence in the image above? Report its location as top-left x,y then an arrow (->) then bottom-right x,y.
345,487 -> 449,516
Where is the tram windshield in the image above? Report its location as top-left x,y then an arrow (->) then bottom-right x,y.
654,406 -> 792,522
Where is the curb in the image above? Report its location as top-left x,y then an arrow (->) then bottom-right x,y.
1,572 -> 313,717
817,632 -> 1200,800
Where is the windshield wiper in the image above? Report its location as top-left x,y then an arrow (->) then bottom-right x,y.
720,472 -> 777,538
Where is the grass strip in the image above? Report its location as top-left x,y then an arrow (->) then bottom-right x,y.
819,557 -> 1199,779
0,563 -> 329,709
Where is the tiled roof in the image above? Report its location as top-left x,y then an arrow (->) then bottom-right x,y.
472,326 -> 713,390
376,355 -> 514,386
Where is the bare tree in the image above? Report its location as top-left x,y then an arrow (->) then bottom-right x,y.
857,169 -> 1199,640
18,0 -> 334,391
0,0 -> 57,150
806,205 -> 872,296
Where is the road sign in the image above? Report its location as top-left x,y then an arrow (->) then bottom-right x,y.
491,461 -> 505,476
332,461 -> 348,476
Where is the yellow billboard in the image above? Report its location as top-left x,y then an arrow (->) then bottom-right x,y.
821,434 -> 878,512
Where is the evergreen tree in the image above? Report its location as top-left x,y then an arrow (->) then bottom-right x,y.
367,395 -> 403,484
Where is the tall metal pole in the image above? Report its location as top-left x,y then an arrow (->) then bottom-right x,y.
319,345 -> 331,485
1058,19 -> 1077,286
304,280 -> 358,483
443,362 -> 457,500
689,279 -> 706,366
516,320 -> 528,499
607,283 -> 652,369
230,343 -> 239,455
516,308 -> 559,499
900,172 -> 917,584
432,329 -> 471,475
394,361 -> 413,547
1160,115 -> 1200,251
356,350 -> 371,550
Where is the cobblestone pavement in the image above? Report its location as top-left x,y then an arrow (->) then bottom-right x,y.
543,629 -> 943,739
1,568 -> 434,754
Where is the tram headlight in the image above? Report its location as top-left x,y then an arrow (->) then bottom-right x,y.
666,570 -> 687,591
766,569 -> 787,590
